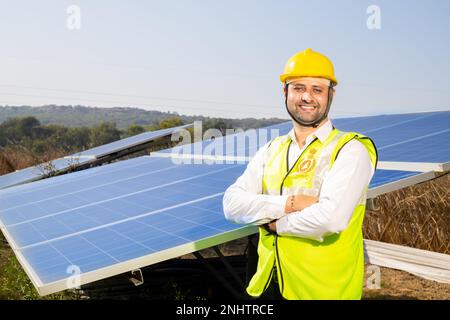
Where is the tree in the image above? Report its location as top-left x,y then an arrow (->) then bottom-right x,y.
0,116 -> 41,145
20,116 -> 41,135
158,117 -> 183,129
125,124 -> 145,137
89,122 -> 121,147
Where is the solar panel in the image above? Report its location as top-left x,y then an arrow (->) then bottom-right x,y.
0,155 -> 435,295
370,169 -> 419,187
0,124 -> 192,190
152,111 -> 449,165
334,111 -> 450,163
75,124 -> 192,158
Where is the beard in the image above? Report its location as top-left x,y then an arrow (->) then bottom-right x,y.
286,103 -> 326,126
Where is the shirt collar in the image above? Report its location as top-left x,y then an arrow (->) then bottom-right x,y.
288,119 -> 334,146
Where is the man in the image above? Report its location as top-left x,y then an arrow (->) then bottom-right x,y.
223,48 -> 377,300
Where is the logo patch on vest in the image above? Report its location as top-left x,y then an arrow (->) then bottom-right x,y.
297,158 -> 315,173
296,147 -> 318,174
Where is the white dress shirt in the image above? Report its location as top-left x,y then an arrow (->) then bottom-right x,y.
223,119 -> 374,242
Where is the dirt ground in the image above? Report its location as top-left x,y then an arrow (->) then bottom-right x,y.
362,265 -> 450,300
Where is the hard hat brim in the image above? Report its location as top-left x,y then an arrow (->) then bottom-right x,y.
280,74 -> 338,86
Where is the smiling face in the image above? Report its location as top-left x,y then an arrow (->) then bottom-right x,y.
284,77 -> 334,126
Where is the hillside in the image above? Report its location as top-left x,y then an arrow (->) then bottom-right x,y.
0,105 -> 286,130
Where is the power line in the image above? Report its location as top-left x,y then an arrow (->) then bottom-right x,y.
0,84 -> 390,117
0,84 -> 279,109
0,91 -> 286,118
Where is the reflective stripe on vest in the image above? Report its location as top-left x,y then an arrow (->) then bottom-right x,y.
246,129 -> 377,300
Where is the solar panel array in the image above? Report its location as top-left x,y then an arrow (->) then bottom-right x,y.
153,111 -> 450,164
0,123 -> 192,190
0,111 -> 448,295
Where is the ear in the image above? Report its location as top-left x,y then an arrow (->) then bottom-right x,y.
282,85 -> 287,97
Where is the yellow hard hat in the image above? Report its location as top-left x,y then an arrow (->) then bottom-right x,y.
280,48 -> 338,86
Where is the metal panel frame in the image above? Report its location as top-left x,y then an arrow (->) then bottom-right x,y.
367,171 -> 439,198
377,161 -> 449,173
78,123 -> 193,158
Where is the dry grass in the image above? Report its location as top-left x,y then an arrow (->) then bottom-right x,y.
0,146 -> 38,172
0,145 -> 67,174
364,173 -> 449,254
0,153 -> 15,174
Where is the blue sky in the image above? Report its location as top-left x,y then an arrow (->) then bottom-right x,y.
0,0 -> 449,119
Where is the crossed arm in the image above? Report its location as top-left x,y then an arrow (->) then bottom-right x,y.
266,195 -> 318,232
223,140 -> 374,242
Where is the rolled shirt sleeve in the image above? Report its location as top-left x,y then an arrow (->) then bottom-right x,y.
223,142 -> 288,225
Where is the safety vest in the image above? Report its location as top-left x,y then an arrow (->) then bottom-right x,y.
246,128 -> 377,300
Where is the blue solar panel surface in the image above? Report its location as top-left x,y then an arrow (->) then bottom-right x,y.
369,169 -> 418,187
334,111 -> 450,163
0,124 -> 191,190
0,155 -> 425,291
155,111 -> 450,164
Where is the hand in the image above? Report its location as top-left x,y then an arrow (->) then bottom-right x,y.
268,220 -> 277,233
285,195 -> 319,213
